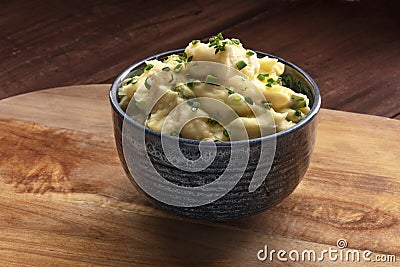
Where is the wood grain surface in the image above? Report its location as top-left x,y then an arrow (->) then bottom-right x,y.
1,0 -> 399,119
0,85 -> 398,266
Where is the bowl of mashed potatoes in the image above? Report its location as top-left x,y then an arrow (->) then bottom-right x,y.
110,34 -> 321,221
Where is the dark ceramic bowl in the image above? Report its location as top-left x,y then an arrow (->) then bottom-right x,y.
110,49 -> 321,221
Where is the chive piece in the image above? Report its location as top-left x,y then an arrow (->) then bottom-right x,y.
168,74 -> 174,83
205,74 -> 218,84
230,94 -> 242,103
245,96 -> 254,105
231,38 -> 240,45
228,87 -> 235,94
246,50 -> 255,56
295,110 -> 302,117
144,64 -> 154,71
144,78 -> 151,90
192,102 -> 200,112
187,98 -> 200,111
223,128 -> 230,138
191,40 -> 200,45
174,63 -> 183,73
123,77 -> 138,86
162,67 -> 170,71
208,118 -> 218,125
291,95 -> 307,109
187,55 -> 193,62
181,52 -> 187,61
261,100 -> 272,109
257,74 -> 267,81
187,79 -> 201,88
170,128 -> 179,137
208,33 -> 232,54
277,77 -> 282,83
267,78 -> 274,83
266,83 -> 272,87
236,60 -> 247,70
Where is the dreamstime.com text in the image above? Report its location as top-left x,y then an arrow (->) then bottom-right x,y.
257,239 -> 396,263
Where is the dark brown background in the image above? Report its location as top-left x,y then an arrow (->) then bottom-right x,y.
1,0 -> 399,119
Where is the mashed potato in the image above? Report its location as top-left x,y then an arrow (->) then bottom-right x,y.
118,33 -> 310,141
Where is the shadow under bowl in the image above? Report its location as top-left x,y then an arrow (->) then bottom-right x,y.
110,49 -> 321,221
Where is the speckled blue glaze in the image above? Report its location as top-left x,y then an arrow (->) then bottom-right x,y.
110,49 -> 321,221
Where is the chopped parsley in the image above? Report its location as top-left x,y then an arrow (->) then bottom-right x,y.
295,109 -> 302,117
191,40 -> 200,45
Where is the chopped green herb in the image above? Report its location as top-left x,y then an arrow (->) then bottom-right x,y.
227,87 -> 235,94
170,128 -> 179,137
205,74 -> 218,84
244,96 -> 254,105
168,74 -> 174,83
144,64 -> 154,71
223,128 -> 230,138
236,60 -> 247,70
172,83 -> 195,99
174,63 -> 183,73
186,79 -> 201,88
162,67 -> 170,71
246,50 -> 255,56
209,33 -> 226,54
191,39 -> 200,45
291,95 -> 307,109
187,98 -> 200,111
265,77 -> 275,87
257,74 -> 269,81
261,100 -> 272,109
231,38 -> 240,45
277,77 -> 282,83
145,77 -> 151,90
208,117 -> 218,125
295,109 -> 302,117
122,77 -> 138,86
208,33 -> 241,54
230,94 -> 243,103
180,52 -> 187,61
187,55 -> 193,62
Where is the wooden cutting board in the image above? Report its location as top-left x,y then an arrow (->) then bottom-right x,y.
0,85 -> 398,267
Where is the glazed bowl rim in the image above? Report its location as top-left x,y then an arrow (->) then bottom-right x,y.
110,48 -> 321,145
